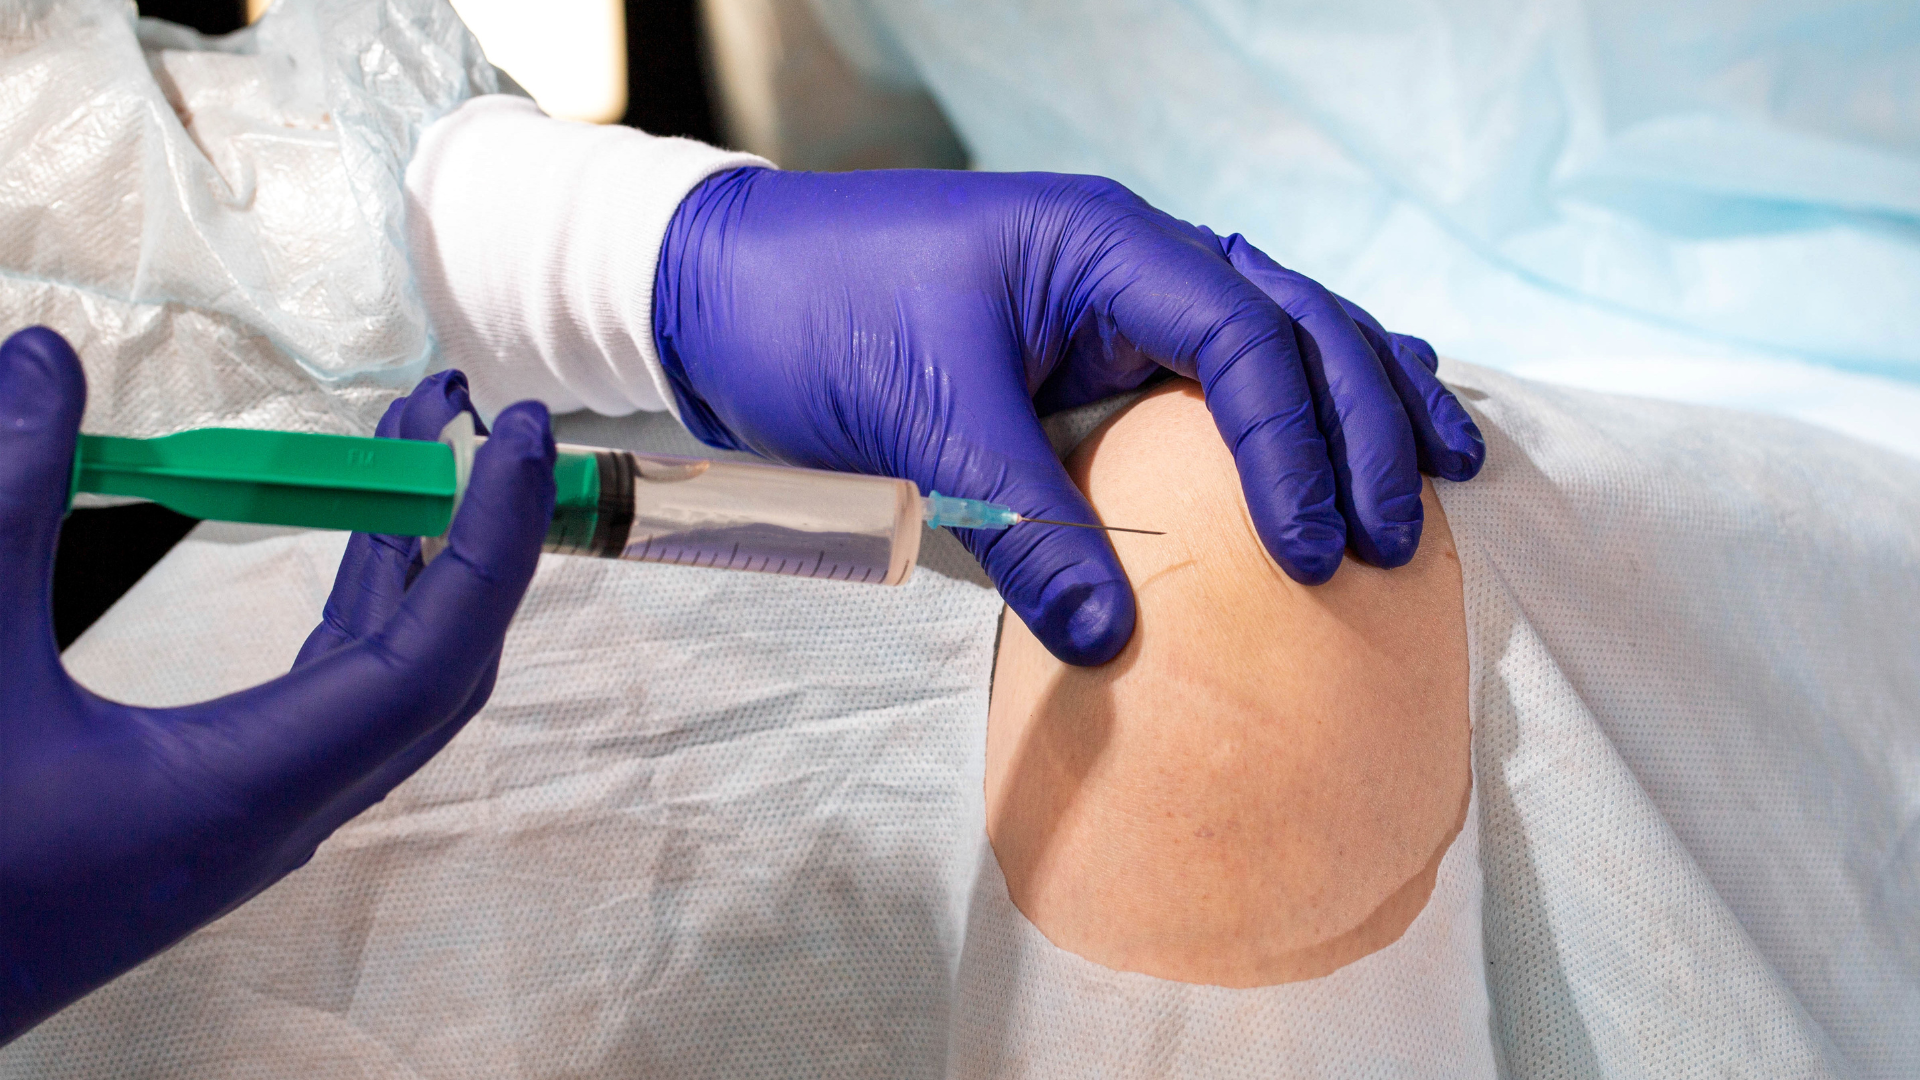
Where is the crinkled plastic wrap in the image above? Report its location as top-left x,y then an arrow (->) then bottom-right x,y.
0,0 -> 508,439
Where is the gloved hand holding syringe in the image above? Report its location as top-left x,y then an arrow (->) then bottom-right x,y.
70,407 -> 1161,589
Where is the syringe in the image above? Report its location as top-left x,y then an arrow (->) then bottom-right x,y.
69,421 -> 1161,588
435,414 -> 1159,584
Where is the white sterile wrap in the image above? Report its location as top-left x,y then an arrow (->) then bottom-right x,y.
403,95 -> 770,420
1436,363 -> 1920,1078
950,791 -> 1495,1076
6,364 -> 1916,1077
8,534 -> 1494,1079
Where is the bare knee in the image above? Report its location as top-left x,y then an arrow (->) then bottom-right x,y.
985,382 -> 1471,987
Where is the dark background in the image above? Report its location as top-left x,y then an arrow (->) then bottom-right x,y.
55,0 -> 718,649
129,0 -> 719,141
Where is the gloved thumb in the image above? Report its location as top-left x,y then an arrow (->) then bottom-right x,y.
954,425 -> 1137,667
0,327 -> 85,662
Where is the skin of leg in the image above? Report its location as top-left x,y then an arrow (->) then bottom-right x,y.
985,381 -> 1471,987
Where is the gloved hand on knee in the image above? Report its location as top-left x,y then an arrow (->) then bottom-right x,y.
652,168 -> 1485,665
0,330 -> 553,1044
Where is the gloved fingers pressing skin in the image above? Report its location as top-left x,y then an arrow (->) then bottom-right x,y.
205,401 -> 554,816
296,372 -> 489,665
1070,215 -> 1349,584
1195,332 -> 1350,583
950,391 -> 1136,666
1210,235 -> 1424,570
0,327 -> 86,677
1329,295 -> 1485,480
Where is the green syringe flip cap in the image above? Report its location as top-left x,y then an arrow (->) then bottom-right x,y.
70,428 -> 459,537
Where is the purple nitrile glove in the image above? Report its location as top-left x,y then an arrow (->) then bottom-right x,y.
653,168 -> 1484,666
0,330 -> 553,1045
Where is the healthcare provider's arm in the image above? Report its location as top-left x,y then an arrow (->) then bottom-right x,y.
405,97 -> 1486,666
0,330 -> 552,1045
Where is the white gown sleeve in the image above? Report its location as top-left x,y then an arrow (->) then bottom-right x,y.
403,95 -> 770,419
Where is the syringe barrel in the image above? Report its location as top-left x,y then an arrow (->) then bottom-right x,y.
544,446 -> 924,586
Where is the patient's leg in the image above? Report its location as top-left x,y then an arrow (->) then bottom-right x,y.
987,382 -> 1470,987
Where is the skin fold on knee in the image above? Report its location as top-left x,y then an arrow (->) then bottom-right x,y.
985,382 -> 1471,987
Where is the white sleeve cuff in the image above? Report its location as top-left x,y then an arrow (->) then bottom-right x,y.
404,95 -> 770,419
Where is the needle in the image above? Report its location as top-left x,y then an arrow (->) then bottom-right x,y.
1018,517 -> 1166,536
